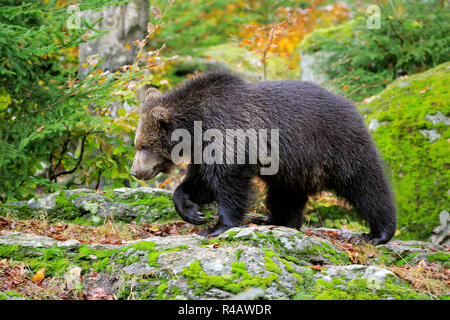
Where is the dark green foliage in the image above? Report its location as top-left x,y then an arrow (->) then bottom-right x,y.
0,0 -> 143,202
302,0 -> 450,101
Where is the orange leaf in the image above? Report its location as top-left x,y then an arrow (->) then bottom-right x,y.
32,268 -> 45,282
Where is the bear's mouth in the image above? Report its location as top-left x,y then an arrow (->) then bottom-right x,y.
139,161 -> 173,181
141,170 -> 159,181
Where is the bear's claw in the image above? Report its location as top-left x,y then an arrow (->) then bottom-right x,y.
182,210 -> 206,225
361,232 -> 392,245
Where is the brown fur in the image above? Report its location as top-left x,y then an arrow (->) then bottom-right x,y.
131,70 -> 397,244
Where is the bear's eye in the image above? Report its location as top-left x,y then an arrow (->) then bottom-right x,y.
139,145 -> 149,151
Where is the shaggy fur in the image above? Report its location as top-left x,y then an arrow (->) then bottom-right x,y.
134,70 -> 397,244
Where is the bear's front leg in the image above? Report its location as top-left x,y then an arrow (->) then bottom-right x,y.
198,169 -> 253,237
173,188 -> 206,225
172,164 -> 217,225
197,203 -> 243,237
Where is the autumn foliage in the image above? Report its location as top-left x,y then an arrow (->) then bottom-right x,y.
237,0 -> 349,78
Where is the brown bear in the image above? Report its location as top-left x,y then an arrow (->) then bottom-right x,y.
130,70 -> 397,244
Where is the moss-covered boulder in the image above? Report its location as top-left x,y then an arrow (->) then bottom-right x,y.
359,62 -> 450,242
1,226 -> 448,300
1,187 -> 177,224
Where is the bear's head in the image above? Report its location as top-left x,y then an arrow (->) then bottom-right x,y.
130,87 -> 174,180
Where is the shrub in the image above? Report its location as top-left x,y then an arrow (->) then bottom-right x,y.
0,0 -> 157,202
300,0 -> 450,101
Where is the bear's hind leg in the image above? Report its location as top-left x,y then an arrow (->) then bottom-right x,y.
335,173 -> 397,245
252,184 -> 308,230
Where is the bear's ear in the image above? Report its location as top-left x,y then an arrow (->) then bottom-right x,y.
151,106 -> 170,124
145,87 -> 162,100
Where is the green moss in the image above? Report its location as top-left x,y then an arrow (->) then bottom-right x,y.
224,231 -> 238,241
80,201 -> 99,215
360,62 -> 450,240
262,250 -> 283,274
121,241 -> 156,252
155,283 -> 169,300
51,191 -> 81,220
300,20 -> 359,53
0,291 -> 23,300
264,256 -> 282,274
235,249 -> 243,260
120,241 -> 187,267
124,254 -> 140,266
297,241 -> 350,265
427,252 -> 450,267
182,260 -> 278,295
311,275 -> 430,300
0,244 -> 72,276
114,191 -> 179,223
70,216 -> 104,226
292,269 -> 316,300
1,203 -> 38,220
396,252 -> 420,266
147,245 -> 188,267
75,245 -> 118,272
0,244 -> 26,259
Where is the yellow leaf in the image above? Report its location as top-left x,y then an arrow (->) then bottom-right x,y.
149,225 -> 160,232
32,268 -> 45,282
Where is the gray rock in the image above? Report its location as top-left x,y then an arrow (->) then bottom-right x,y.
430,210 -> 450,245
315,265 -> 398,288
0,232 -> 59,248
425,111 -> 450,126
420,129 -> 441,142
368,118 -> 388,132
123,262 -> 157,276
230,287 -> 265,300
78,0 -> 149,77
113,187 -> 173,196
396,80 -> 411,88
27,193 -> 57,210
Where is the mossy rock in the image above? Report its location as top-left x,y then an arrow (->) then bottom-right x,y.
1,187 -> 178,224
300,19 -> 359,54
359,62 -> 450,241
1,226 -> 447,300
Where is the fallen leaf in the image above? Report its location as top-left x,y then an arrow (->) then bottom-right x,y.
31,268 -> 45,283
